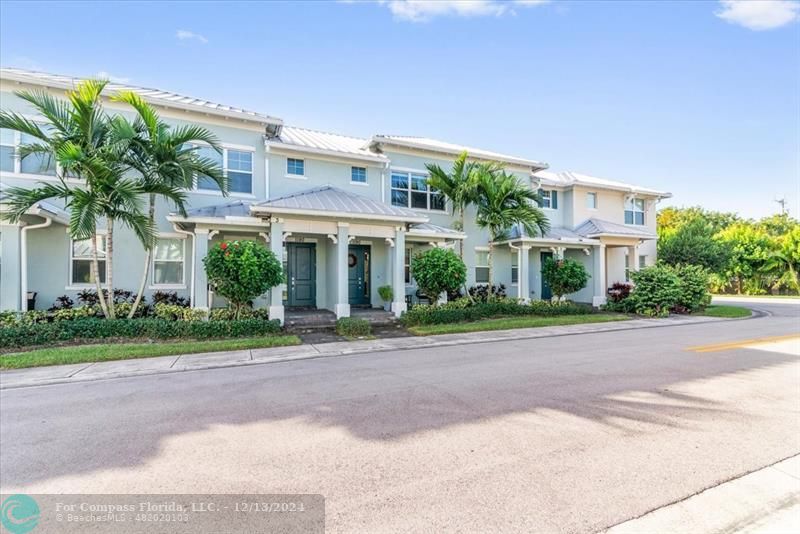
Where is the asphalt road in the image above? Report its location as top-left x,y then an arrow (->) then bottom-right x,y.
1,299 -> 798,533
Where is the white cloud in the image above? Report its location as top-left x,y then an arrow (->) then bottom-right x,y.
95,71 -> 130,84
376,0 -> 548,22
715,0 -> 799,31
176,29 -> 209,43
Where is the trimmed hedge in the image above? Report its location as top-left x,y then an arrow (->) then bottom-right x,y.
400,298 -> 591,326
0,318 -> 282,349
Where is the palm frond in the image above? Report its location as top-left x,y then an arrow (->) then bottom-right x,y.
0,183 -> 71,223
15,89 -> 74,134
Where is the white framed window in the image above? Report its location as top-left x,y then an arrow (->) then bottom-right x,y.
540,190 -> 558,209
511,252 -> 519,284
0,128 -> 14,173
351,166 -> 367,184
586,192 -> 598,209
196,146 -> 253,195
287,158 -> 305,176
1,125 -> 57,177
639,255 -> 647,269
390,170 -> 445,211
625,198 -> 645,225
70,235 -> 107,286
475,249 -> 490,284
151,238 -> 185,286
405,247 -> 412,284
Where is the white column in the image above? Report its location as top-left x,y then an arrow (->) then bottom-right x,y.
335,223 -> 350,318
193,229 -> 209,310
268,219 -> 285,325
592,243 -> 607,307
518,245 -> 531,303
1,223 -> 22,311
629,243 -> 640,273
391,226 -> 407,317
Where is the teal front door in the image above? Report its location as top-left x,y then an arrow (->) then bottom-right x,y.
287,243 -> 316,307
540,251 -> 553,300
348,245 -> 370,306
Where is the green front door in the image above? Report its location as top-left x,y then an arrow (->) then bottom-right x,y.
287,243 -> 316,307
348,245 -> 370,306
540,251 -> 553,300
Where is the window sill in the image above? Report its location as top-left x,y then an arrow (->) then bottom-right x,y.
65,285 -> 109,291
350,181 -> 369,187
148,285 -> 187,290
284,174 -> 308,180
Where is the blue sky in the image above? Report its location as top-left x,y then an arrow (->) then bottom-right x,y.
1,0 -> 798,219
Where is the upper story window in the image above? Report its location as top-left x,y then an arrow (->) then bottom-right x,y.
287,158 -> 305,177
625,198 -> 645,225
586,192 -> 598,209
351,166 -> 367,184
1,126 -> 57,176
540,190 -> 558,209
71,235 -> 107,286
152,238 -> 185,286
1,128 -> 15,172
195,145 -> 253,195
390,171 -> 445,211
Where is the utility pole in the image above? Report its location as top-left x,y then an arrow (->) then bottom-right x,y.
775,197 -> 788,215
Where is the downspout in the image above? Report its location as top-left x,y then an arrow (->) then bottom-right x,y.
172,223 -> 195,307
21,216 -> 53,311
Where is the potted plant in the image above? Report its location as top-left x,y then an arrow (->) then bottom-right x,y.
378,285 -> 393,311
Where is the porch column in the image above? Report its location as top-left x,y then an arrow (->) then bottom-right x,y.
592,243 -> 607,307
518,245 -> 531,303
193,229 -> 209,310
629,243 -> 640,273
335,223 -> 350,319
391,226 -> 407,317
269,219 -> 285,325
0,223 -> 22,311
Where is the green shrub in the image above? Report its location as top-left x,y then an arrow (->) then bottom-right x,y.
203,240 -> 283,318
401,298 -> 590,326
0,311 -> 19,327
629,265 -> 682,317
0,318 -> 282,349
378,285 -> 393,302
672,264 -> 712,312
52,306 -> 99,322
541,258 -> 590,301
411,248 -> 467,303
209,307 -> 270,321
335,317 -> 372,337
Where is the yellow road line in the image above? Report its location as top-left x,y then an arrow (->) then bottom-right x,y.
687,334 -> 800,353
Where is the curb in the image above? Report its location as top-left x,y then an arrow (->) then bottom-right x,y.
0,313 -> 757,391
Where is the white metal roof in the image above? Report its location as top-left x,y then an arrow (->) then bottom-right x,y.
0,68 -> 282,126
408,222 -> 466,240
371,135 -> 548,170
270,126 -> 387,162
535,170 -> 670,198
574,218 -> 657,239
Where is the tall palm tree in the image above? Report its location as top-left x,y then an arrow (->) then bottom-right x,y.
474,166 -> 549,287
110,91 -> 227,317
426,151 -> 479,245
0,80 -> 157,319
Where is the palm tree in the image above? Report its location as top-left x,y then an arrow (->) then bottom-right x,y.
0,80 -> 155,319
111,91 -> 227,317
474,166 -> 550,287
426,151 -> 479,247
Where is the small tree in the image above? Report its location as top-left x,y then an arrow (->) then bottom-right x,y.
541,258 -> 589,301
411,248 -> 467,305
203,240 -> 283,318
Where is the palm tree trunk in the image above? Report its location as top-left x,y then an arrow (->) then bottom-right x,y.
487,242 -> 494,290
90,232 -> 111,319
458,208 -> 475,303
106,217 -> 116,319
128,194 -> 156,318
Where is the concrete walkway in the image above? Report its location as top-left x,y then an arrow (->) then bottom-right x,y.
605,455 -> 800,534
0,314 -> 729,390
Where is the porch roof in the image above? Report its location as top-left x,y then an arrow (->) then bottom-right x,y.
575,218 -> 657,239
251,185 -> 429,223
408,222 -> 466,240
504,224 -> 600,245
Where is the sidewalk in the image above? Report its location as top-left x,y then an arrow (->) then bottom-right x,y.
0,314 -> 726,389
605,455 -> 800,534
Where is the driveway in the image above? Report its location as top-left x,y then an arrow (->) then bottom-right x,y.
1,300 -> 798,533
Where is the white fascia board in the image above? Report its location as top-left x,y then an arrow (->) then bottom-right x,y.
265,140 -> 387,165
165,215 -> 267,227
495,236 -> 602,246
587,232 -> 656,240
407,230 -> 467,240
539,178 -> 671,199
250,205 -> 429,224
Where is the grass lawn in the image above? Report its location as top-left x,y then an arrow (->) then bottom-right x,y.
408,313 -> 629,336
698,305 -> 752,318
712,294 -> 798,299
0,335 -> 301,370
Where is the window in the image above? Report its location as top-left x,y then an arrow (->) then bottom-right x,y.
639,255 -> 646,269
0,128 -> 14,172
586,192 -> 598,209
511,251 -> 519,284
71,235 -> 107,285
625,198 -> 645,225
540,190 -> 558,209
351,166 -> 367,184
404,247 -> 412,284
287,158 -> 305,176
390,170 -> 445,211
152,238 -> 185,286
475,250 -> 490,283
196,146 -> 252,194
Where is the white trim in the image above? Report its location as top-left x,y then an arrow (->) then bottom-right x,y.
265,140 -> 387,165
350,181 -> 369,187
284,174 -> 308,180
147,284 -> 187,290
